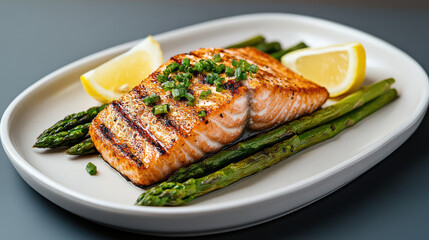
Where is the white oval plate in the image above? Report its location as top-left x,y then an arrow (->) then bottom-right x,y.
1,13 -> 428,236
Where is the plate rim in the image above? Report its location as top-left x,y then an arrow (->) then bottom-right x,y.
2,11 -> 429,226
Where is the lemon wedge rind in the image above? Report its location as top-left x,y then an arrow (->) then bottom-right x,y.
281,42 -> 366,97
81,36 -> 163,103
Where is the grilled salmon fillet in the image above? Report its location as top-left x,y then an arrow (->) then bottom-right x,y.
89,47 -> 329,186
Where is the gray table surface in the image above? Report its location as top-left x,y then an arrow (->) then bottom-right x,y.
1,0 -> 428,239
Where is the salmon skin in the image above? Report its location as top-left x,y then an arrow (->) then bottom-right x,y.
89,47 -> 329,186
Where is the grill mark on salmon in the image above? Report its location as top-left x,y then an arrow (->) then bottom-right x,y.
98,123 -> 143,168
111,101 -> 167,155
90,47 -> 329,186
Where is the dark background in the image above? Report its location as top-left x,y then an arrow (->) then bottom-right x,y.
1,0 -> 428,239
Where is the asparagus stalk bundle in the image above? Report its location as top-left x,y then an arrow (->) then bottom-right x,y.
167,78 -> 395,183
270,42 -> 308,60
66,138 -> 97,155
37,104 -> 107,139
33,123 -> 91,148
137,89 -> 398,206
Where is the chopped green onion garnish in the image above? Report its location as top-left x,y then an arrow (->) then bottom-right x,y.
199,89 -> 212,100
142,93 -> 160,106
164,62 -> 180,75
207,72 -> 220,84
185,93 -> 195,106
171,88 -> 186,100
213,54 -> 222,63
225,67 -> 235,77
206,59 -> 217,69
232,59 -> 239,67
161,81 -> 175,91
234,67 -> 242,79
238,59 -> 246,68
198,110 -> 207,117
179,78 -> 191,89
193,61 -> 204,73
214,64 -> 225,74
248,64 -> 259,73
152,104 -> 170,115
86,162 -> 97,175
182,58 -> 190,66
175,72 -> 192,82
157,74 -> 169,83
214,79 -> 224,92
185,93 -> 195,101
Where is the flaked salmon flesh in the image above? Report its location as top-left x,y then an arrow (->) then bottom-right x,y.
89,47 -> 329,186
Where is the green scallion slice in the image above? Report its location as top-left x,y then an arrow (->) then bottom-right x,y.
207,72 -> 220,84
198,110 -> 207,117
248,64 -> 259,73
225,67 -> 235,77
199,89 -> 212,100
214,64 -> 225,74
193,61 -> 204,73
213,54 -> 222,63
157,74 -> 169,83
182,58 -> 190,66
234,67 -> 242,79
164,62 -> 179,74
152,104 -> 170,115
86,162 -> 97,175
142,93 -> 160,106
161,81 -> 176,91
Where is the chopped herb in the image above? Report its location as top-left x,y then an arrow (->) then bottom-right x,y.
142,93 -> 160,106
157,74 -> 169,83
182,58 -> 190,66
214,64 -> 225,74
172,88 -> 186,100
164,62 -> 180,75
206,59 -> 217,69
232,59 -> 239,67
161,81 -> 175,91
152,104 -> 170,115
86,162 -> 97,175
207,72 -> 220,84
234,67 -> 242,79
213,54 -> 222,62
198,110 -> 207,117
185,93 -> 195,106
225,67 -> 235,76
193,61 -> 204,73
178,78 -> 191,89
238,59 -> 246,68
199,89 -> 212,100
248,64 -> 259,73
175,72 -> 192,82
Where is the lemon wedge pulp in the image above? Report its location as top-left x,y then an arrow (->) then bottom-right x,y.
81,36 -> 163,103
281,42 -> 366,97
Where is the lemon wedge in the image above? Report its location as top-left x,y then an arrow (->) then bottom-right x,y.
281,42 -> 366,97
81,36 -> 163,103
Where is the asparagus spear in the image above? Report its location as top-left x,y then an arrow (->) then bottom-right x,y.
254,41 -> 282,53
33,123 -> 91,148
37,104 -> 107,139
167,78 -> 395,183
66,138 -> 97,155
270,42 -> 308,60
137,89 -> 398,206
224,35 -> 266,49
